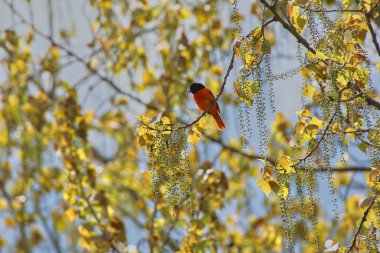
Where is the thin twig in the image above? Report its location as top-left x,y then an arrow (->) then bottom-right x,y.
2,0 -> 156,111
304,8 -> 361,13
148,203 -> 157,253
161,209 -> 181,250
203,132 -> 371,172
48,0 -> 54,40
203,132 -> 277,165
346,194 -> 378,253
245,17 -> 276,39
293,112 -> 336,167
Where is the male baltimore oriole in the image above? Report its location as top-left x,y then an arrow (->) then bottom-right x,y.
189,83 -> 226,130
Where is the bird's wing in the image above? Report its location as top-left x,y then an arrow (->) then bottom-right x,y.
206,89 -> 220,113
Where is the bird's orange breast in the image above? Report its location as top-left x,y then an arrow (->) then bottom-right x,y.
193,88 -> 219,115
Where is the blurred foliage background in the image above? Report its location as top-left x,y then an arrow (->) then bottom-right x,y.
1,0 -> 380,252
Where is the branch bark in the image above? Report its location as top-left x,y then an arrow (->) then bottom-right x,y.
259,0 -> 317,54
365,12 -> 380,57
203,132 -> 371,172
346,194 -> 378,253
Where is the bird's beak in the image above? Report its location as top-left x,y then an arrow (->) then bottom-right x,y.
186,89 -> 190,94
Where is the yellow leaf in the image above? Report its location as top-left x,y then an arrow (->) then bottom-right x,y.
179,8 -> 191,19
295,121 -> 306,134
142,70 -> 154,85
154,218 -> 165,230
300,67 -> 312,79
65,208 -> 77,221
302,84 -> 316,99
0,124 -> 8,146
78,226 -> 93,238
211,65 -> 223,76
99,1 -> 112,11
293,14 -> 307,34
76,148 -> 87,161
277,155 -> 295,173
345,127 -> 356,139
234,47 -> 240,57
187,133 -> 200,146
252,27 -> 262,40
315,51 -> 329,60
377,62 -> 380,72
310,117 -> 324,129
244,52 -> 256,68
8,95 -> 19,107
332,122 -> 342,133
304,124 -> 319,141
161,116 -> 170,125
5,218 -> 15,227
0,198 -> 7,209
0,237 -> 5,247
343,0 -> 354,8
198,118 -> 207,129
296,109 -> 311,118
258,177 -> 271,197
49,46 -> 60,59
287,3 -> 298,17
83,110 -> 95,124
208,79 -> 220,94
78,238 -> 92,251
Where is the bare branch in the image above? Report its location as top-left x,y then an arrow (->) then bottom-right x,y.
202,132 -> 277,165
2,0 -> 157,111
304,8 -> 361,13
203,132 -> 371,172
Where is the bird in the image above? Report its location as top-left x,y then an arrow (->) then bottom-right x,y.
188,82 -> 226,130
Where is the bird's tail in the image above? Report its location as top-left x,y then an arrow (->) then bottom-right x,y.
213,113 -> 226,130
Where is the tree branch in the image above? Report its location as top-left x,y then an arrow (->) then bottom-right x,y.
203,132 -> 371,172
259,0 -> 317,54
365,11 -> 380,57
2,0 -> 157,111
351,82 -> 380,111
202,132 -> 277,165
346,194 -> 378,253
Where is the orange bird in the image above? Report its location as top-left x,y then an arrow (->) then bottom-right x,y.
189,83 -> 226,130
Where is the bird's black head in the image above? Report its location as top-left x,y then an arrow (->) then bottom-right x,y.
189,83 -> 205,94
